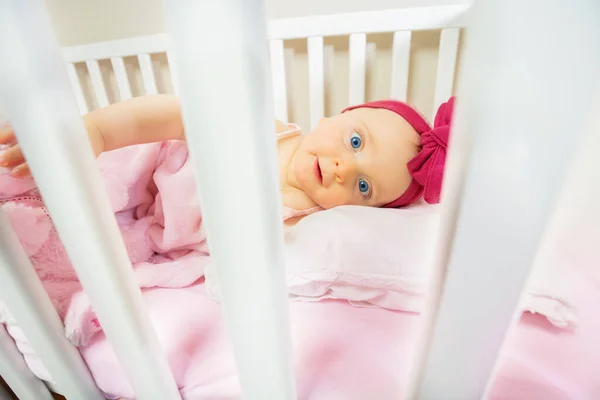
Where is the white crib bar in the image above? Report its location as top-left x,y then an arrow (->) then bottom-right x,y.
390,31 -> 411,102
0,319 -> 54,400
163,0 -> 296,399
65,63 -> 89,115
138,53 -> 159,95
0,210 -> 102,400
348,33 -> 367,106
432,28 -> 459,119
110,56 -> 133,101
269,39 -> 288,122
308,36 -> 325,129
268,5 -> 468,40
85,59 -> 110,108
410,0 -> 600,398
0,325 -> 52,400
0,1 -> 181,399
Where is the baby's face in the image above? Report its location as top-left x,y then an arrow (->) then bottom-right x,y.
292,107 -> 420,209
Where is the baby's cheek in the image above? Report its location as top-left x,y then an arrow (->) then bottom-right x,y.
314,186 -> 354,209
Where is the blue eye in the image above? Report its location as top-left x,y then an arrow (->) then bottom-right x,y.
350,131 -> 362,150
358,178 -> 370,196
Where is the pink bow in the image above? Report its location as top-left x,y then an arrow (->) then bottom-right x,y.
407,96 -> 455,204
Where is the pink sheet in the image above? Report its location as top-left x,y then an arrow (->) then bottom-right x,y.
2,140 -> 598,398
64,263 -> 598,400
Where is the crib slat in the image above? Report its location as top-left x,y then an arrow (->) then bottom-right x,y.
408,0 -> 600,398
0,2 -> 182,399
0,324 -> 55,400
110,56 -> 133,101
65,62 -> 89,115
270,39 -> 288,122
164,0 -> 296,399
432,28 -> 459,119
268,5 -> 468,40
85,59 -> 110,108
308,36 -> 325,129
390,31 -> 411,101
348,33 -> 367,106
0,210 -> 103,400
138,53 -> 158,95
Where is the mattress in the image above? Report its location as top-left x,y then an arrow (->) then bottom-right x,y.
6,263 -> 598,399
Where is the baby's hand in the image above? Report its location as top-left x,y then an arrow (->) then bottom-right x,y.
0,125 -> 29,177
0,119 -> 104,178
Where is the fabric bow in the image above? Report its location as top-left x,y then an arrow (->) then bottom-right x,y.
407,96 -> 455,204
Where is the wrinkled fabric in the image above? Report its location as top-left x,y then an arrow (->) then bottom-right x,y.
0,123 -> 318,346
0,141 -> 210,345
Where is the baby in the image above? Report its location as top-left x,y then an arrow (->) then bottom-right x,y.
0,95 -> 453,345
0,94 -> 454,223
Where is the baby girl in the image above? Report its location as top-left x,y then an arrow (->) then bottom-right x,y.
0,94 -> 453,344
0,94 -> 454,224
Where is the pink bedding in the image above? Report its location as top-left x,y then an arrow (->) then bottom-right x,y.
2,139 -> 598,398
17,262 -> 595,400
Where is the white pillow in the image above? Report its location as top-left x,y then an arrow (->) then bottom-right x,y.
284,203 -> 440,311
285,201 -> 580,330
204,203 -> 440,312
205,201 -> 578,329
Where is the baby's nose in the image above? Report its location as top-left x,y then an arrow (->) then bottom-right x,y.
334,157 -> 358,184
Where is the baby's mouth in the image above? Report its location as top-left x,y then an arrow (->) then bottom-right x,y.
314,157 -> 323,184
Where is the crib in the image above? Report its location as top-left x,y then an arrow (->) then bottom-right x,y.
1,0 -> 599,399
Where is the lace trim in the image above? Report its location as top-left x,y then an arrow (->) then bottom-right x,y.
0,192 -> 49,218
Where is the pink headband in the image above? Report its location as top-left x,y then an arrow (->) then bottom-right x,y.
343,97 -> 455,208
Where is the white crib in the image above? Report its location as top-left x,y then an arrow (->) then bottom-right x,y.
0,0 -> 599,399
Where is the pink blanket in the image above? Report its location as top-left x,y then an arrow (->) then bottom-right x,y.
11,266 -> 597,399
1,140 -> 599,398
0,141 -> 210,345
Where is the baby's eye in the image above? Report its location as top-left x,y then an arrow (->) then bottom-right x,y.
350,131 -> 362,151
358,178 -> 371,197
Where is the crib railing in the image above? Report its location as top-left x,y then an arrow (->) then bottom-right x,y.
164,1 -> 297,398
408,0 -> 600,396
1,0 -> 599,399
0,1 -> 181,398
60,5 -> 466,126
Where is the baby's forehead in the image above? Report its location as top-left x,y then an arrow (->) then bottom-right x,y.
343,107 -> 410,129
367,144 -> 412,205
355,108 -> 419,203
367,129 -> 413,174
357,109 -> 418,142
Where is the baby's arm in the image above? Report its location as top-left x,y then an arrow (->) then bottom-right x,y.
0,94 -> 184,177
88,94 -> 184,153
0,94 -> 285,177
94,95 -> 289,150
